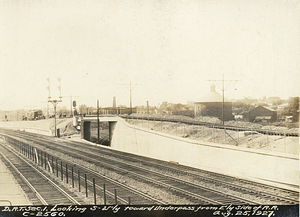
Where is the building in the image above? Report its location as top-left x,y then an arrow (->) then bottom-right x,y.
194,84 -> 233,121
243,106 -> 277,122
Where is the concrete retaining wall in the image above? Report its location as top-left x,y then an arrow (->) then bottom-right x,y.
111,117 -> 299,189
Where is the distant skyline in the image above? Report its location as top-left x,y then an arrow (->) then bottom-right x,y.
1,0 -> 299,110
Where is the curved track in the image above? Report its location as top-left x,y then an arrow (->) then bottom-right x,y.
1,131 -> 165,205
1,129 -> 298,205
0,142 -> 81,205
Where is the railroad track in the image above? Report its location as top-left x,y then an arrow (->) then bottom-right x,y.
53,157 -> 166,205
2,130 -> 296,205
74,140 -> 299,205
0,142 -> 82,205
0,132 -> 165,205
7,130 -> 299,205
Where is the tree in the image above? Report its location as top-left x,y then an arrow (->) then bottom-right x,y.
287,97 -> 299,113
171,103 -> 185,111
79,104 -> 88,114
159,101 -> 168,111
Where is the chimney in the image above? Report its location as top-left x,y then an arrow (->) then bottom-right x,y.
146,101 -> 149,114
113,97 -> 116,108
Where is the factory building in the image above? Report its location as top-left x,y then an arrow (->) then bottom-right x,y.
194,84 -> 233,121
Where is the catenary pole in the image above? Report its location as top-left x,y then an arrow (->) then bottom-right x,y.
207,75 -> 239,125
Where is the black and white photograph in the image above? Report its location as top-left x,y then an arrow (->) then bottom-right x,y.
0,0 -> 299,216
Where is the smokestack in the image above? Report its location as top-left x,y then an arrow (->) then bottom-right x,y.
113,96 -> 116,108
146,101 -> 149,114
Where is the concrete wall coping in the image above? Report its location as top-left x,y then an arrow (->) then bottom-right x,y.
81,117 -> 118,122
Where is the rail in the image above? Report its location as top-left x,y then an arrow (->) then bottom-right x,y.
0,143 -> 81,205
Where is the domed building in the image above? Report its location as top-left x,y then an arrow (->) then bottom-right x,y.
194,84 -> 233,121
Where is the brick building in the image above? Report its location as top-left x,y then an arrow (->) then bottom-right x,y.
194,84 -> 233,121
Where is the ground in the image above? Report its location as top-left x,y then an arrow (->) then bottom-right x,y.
0,116 -> 298,154
127,115 -> 299,155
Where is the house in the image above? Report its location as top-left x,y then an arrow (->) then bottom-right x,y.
244,106 -> 277,122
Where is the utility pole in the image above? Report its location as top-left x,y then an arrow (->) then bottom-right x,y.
120,81 -> 141,114
207,74 -> 239,125
60,95 -> 80,117
46,78 -> 50,118
48,78 -> 63,137
97,100 -> 100,143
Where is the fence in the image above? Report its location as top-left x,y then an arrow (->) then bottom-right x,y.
3,135 -> 128,205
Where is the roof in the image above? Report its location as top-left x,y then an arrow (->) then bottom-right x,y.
195,84 -> 231,103
252,106 -> 276,112
262,106 -> 276,111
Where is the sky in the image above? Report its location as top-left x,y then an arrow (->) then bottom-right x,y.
0,0 -> 299,110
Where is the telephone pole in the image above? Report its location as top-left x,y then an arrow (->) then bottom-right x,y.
60,95 -> 80,117
48,78 -> 63,137
207,74 -> 239,125
120,81 -> 141,114
46,78 -> 51,118
97,100 -> 100,143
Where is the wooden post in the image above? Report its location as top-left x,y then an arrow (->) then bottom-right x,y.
85,174 -> 88,197
72,167 -> 74,188
93,178 -> 96,205
66,164 -> 68,184
78,170 -> 81,192
114,189 -> 117,204
61,161 -> 63,181
103,183 -> 106,205
44,152 -> 47,170
41,151 -> 43,167
56,158 -> 58,177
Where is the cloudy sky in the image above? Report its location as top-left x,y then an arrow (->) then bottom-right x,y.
0,0 -> 299,110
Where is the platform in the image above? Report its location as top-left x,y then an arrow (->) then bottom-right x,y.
0,157 -> 32,206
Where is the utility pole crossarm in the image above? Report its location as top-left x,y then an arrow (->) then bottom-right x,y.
47,77 -> 63,137
119,81 -> 141,114
206,75 -> 240,125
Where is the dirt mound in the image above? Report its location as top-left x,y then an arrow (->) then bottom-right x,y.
60,121 -> 79,136
127,119 -> 299,155
194,116 -> 222,124
225,121 -> 263,129
129,114 -> 299,134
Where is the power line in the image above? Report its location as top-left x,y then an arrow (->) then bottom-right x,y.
60,95 -> 80,117
207,74 -> 240,125
119,81 -> 141,114
47,78 -> 63,137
